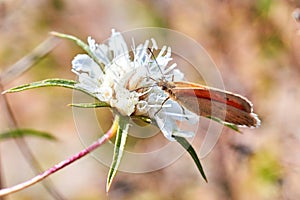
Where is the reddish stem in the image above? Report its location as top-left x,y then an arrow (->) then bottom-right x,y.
0,117 -> 118,197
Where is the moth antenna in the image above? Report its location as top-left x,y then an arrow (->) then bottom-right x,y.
130,77 -> 158,92
147,47 -> 165,81
148,76 -> 157,83
131,84 -> 158,92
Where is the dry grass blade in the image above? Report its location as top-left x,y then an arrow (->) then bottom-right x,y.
0,36 -> 60,84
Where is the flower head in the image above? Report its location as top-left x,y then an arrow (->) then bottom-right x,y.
72,29 -> 199,141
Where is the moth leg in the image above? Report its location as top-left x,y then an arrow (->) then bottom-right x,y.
155,96 -> 170,115
179,105 -> 189,120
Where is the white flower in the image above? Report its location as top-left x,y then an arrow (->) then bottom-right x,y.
72,29 -> 199,141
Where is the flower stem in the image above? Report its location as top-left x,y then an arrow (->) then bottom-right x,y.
0,116 -> 119,197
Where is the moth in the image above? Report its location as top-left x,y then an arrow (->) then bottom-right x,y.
157,80 -> 260,128
146,48 -> 260,128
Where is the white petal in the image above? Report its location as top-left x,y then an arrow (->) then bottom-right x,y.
155,114 -> 175,141
76,73 -> 98,92
88,36 -> 111,65
155,111 -> 196,141
95,86 -> 113,102
172,130 -> 195,138
151,38 -> 158,50
72,54 -> 103,80
163,63 -> 177,74
171,69 -> 184,81
109,30 -> 129,60
87,37 -> 97,51
157,46 -> 167,58
94,44 -> 111,65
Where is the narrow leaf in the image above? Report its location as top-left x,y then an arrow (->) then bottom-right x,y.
173,135 -> 207,182
207,116 -> 241,133
50,32 -> 105,72
69,102 -> 109,108
3,78 -> 92,97
0,129 -> 56,140
106,116 -> 129,192
2,78 -> 108,106
3,79 -> 77,93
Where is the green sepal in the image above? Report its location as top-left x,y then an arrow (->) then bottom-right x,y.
106,116 -> 129,192
69,102 -> 109,108
131,115 -> 152,124
173,135 -> 207,182
0,129 -> 56,140
207,116 -> 241,133
50,32 -> 105,72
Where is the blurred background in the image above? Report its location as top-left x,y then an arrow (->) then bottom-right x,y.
1,0 -> 300,199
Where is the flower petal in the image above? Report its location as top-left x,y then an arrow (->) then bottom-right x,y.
109,30 -> 129,61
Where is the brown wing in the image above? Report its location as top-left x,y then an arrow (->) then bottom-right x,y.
171,82 -> 260,127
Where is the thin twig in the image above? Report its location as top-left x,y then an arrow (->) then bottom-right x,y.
0,36 -> 64,199
0,116 -> 118,197
0,36 -> 60,85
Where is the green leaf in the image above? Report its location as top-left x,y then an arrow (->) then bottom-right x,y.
3,78 -> 77,93
3,78 -> 109,106
2,78 -> 91,97
173,135 -> 207,182
51,32 -> 105,72
0,129 -> 56,140
106,116 -> 129,192
207,116 -> 241,133
69,102 -> 109,108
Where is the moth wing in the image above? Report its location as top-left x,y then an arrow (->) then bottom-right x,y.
172,82 -> 260,127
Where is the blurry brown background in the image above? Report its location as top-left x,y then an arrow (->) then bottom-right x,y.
1,0 -> 300,199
